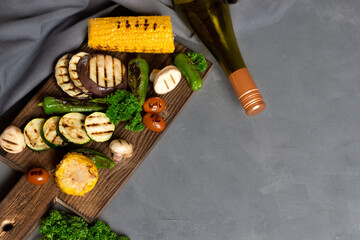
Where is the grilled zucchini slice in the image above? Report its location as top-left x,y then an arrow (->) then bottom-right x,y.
24,118 -> 51,151
41,116 -> 67,148
84,112 -> 115,142
55,54 -> 89,98
58,113 -> 90,145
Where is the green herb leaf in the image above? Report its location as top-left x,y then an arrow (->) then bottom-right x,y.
187,51 -> 207,72
40,210 -> 130,240
104,90 -> 144,132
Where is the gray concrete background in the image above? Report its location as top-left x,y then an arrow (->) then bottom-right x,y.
1,0 -> 360,239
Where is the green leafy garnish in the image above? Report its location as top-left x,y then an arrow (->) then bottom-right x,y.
187,51 -> 207,72
93,89 -> 144,132
40,209 -> 130,240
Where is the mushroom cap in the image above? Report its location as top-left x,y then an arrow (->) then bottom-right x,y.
154,65 -> 182,94
0,125 -> 25,153
109,139 -> 134,159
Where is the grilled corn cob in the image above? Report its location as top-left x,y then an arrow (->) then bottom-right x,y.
55,152 -> 99,196
88,16 -> 175,53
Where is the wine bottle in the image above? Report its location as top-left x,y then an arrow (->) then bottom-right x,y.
173,0 -> 265,116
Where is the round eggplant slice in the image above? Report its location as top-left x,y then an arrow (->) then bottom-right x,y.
78,54 -> 127,97
55,54 -> 89,99
68,52 -> 91,95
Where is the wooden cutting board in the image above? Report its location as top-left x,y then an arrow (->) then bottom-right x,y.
0,7 -> 212,240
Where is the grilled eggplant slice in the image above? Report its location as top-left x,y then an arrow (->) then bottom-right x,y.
58,113 -> 90,145
55,54 -> 88,98
78,54 -> 127,97
24,118 -> 50,151
68,52 -> 91,94
84,112 -> 115,142
41,116 -> 68,148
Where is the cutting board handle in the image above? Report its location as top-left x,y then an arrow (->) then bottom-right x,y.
0,175 -> 57,240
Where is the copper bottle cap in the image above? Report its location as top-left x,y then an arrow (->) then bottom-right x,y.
228,68 -> 266,116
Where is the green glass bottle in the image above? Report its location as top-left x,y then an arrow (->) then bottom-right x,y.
173,0 -> 266,116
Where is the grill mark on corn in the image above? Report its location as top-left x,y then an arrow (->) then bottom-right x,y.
153,23 -> 157,30
126,20 -> 130,28
144,19 -> 149,31
2,138 -> 18,146
117,21 -> 120,29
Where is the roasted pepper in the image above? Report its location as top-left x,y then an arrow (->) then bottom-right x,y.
38,96 -> 105,115
70,148 -> 115,169
127,56 -> 149,105
174,53 -> 203,91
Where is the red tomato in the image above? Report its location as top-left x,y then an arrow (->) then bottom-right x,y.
143,113 -> 166,132
143,97 -> 166,114
27,168 -> 49,185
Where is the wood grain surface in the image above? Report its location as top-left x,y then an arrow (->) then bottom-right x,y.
0,8 -> 212,240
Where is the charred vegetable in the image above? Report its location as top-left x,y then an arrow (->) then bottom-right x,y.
127,56 -> 149,105
174,52 -> 206,91
41,116 -> 68,148
70,148 -> 115,169
27,168 -> 49,186
78,54 -> 127,97
38,96 -> 105,115
58,113 -> 90,145
84,112 -> 115,142
55,54 -> 89,99
39,90 -> 144,132
0,125 -> 26,153
109,139 -> 134,161
55,152 -> 99,196
24,118 -> 50,152
151,65 -> 182,94
69,52 -> 92,95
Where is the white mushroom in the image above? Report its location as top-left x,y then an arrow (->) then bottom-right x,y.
151,65 -> 182,94
0,125 -> 26,154
109,139 -> 134,161
149,69 -> 161,82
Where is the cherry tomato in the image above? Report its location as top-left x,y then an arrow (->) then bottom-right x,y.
27,168 -> 49,185
143,113 -> 166,132
143,97 -> 166,114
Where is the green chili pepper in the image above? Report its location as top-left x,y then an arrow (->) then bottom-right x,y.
38,96 -> 105,115
70,148 -> 115,169
174,53 -> 203,91
127,56 -> 149,106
